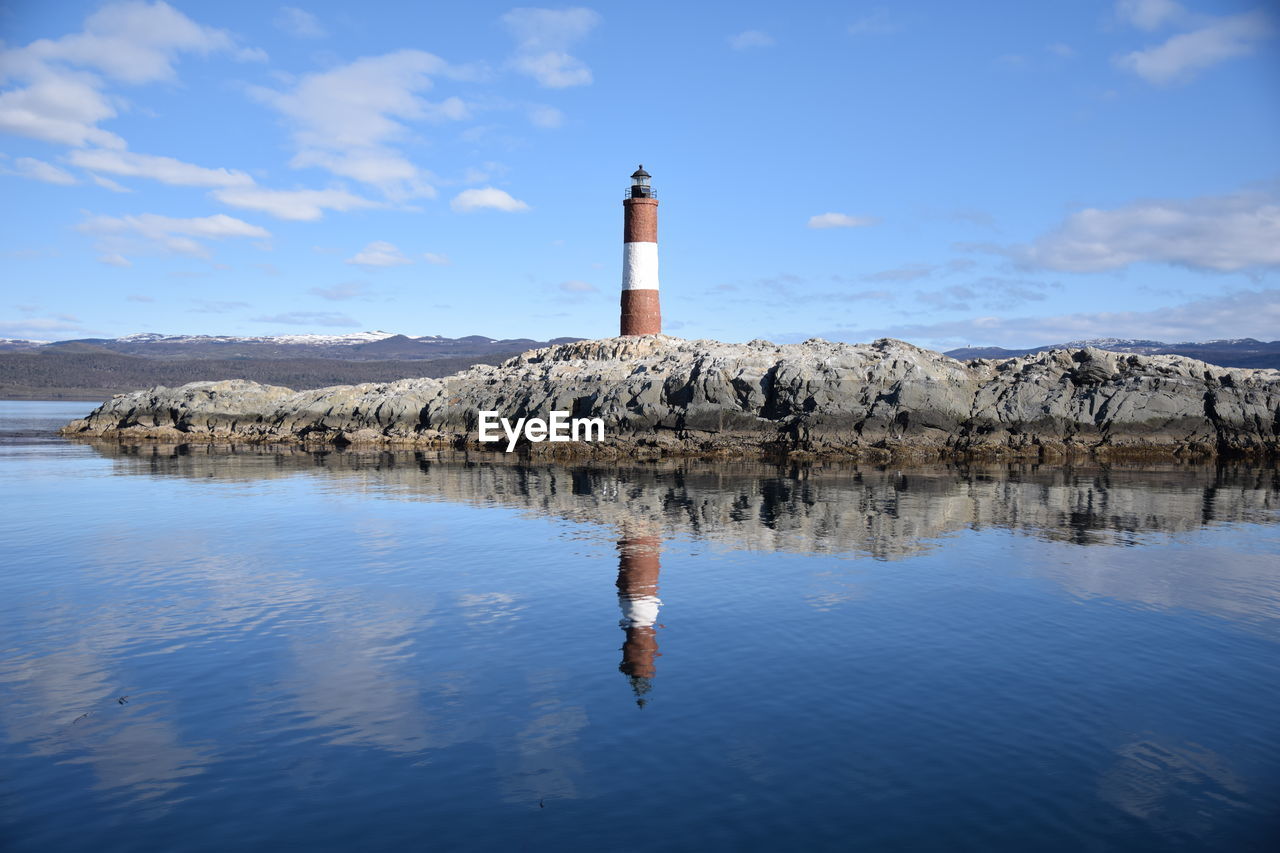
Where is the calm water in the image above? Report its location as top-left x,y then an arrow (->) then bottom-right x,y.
2,400 -> 1278,852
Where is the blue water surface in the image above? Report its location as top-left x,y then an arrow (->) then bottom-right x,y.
1,401 -> 1278,852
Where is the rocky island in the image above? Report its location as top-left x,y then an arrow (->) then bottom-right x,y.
61,336 -> 1280,462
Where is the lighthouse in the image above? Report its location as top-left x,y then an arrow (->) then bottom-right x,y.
620,165 -> 661,336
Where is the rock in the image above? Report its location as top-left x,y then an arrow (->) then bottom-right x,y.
61,336 -> 1280,462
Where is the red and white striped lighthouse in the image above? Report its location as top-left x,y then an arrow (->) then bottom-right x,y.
620,165 -> 661,336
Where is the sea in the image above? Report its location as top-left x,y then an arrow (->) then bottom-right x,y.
1,400 -> 1278,852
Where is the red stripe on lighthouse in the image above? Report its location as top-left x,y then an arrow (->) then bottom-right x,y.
623,198 -> 658,243
620,289 -> 661,336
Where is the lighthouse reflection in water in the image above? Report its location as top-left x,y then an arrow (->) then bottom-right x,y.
616,528 -> 662,705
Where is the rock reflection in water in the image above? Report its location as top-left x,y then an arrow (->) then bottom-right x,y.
77,442 -> 1278,558
72,441 -> 1280,654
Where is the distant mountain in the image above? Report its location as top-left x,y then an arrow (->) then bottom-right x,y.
0,331 -> 583,362
0,331 -> 584,400
945,338 -> 1280,370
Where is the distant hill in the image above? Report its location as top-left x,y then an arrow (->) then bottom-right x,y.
0,330 -> 582,362
945,338 -> 1280,370
7,330 -> 1275,401
0,331 -> 583,400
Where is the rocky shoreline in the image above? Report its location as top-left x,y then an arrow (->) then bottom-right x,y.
60,336 -> 1280,462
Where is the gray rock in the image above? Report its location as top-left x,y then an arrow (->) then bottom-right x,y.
62,336 -> 1280,462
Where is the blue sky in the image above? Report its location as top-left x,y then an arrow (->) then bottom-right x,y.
1,0 -> 1277,347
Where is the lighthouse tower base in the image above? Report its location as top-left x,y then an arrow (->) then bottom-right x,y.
620,290 -> 661,336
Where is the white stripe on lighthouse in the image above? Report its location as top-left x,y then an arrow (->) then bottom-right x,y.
622,242 -> 659,291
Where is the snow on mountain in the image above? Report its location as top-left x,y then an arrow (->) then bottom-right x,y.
114,330 -> 397,346
1056,338 -> 1168,350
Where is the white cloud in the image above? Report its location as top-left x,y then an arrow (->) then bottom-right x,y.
501,7 -> 600,87
422,252 -> 451,265
346,241 -> 413,267
1116,0 -> 1184,31
807,212 -> 878,229
69,148 -> 253,187
1116,11 -> 1273,84
1,1 -> 243,85
728,30 -> 774,50
211,186 -> 383,221
559,280 -> 596,293
248,50 -> 457,197
1009,188 -> 1280,272
451,186 -> 530,212
0,2 -> 258,150
4,156 -> 77,185
252,311 -> 359,327
78,212 -> 270,261
0,71 -> 125,148
1047,43 -> 1076,58
100,253 -> 131,267
275,7 -> 326,39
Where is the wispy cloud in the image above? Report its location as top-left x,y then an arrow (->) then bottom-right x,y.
69,148 -> 253,187
3,156 -> 77,185
803,288 -> 1280,349
90,174 -> 130,192
212,187 -> 383,221
558,280 -> 596,293
989,187 -> 1280,272
1116,0 -> 1185,31
915,278 -> 1056,312
863,264 -> 936,282
501,7 -> 601,87
807,212 -> 878,229
309,281 -> 374,301
0,313 -> 85,339
275,6 -> 326,39
252,311 -> 359,327
188,299 -> 249,314
345,241 -> 412,267
527,104 -> 564,128
422,252 -> 451,265
728,30 -> 774,50
78,212 -> 270,263
848,10 -> 899,36
1116,9 -> 1273,85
